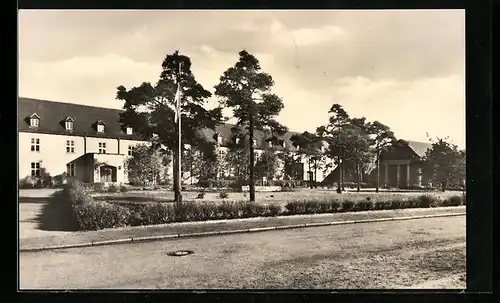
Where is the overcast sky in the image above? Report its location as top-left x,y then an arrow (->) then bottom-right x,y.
18,10 -> 465,148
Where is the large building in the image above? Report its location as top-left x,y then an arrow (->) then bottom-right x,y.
18,97 -> 432,188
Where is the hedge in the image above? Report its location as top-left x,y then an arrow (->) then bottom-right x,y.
63,181 -> 465,231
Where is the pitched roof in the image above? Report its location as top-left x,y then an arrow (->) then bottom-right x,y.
18,97 -> 300,150
406,140 -> 432,158
19,97 -> 145,140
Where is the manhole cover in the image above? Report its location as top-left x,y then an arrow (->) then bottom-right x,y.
167,250 -> 194,257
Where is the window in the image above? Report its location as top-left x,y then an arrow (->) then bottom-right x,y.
97,124 -> 105,133
235,137 -> 240,144
31,162 -> 41,177
65,121 -> 73,130
268,141 -> 273,147
30,118 -> 39,127
98,142 -> 106,154
126,127 -> 133,135
253,139 -> 257,146
66,163 -> 75,177
30,138 -> 40,152
128,145 -> 135,156
66,140 -> 75,153
282,141 -> 286,148
216,134 -> 223,144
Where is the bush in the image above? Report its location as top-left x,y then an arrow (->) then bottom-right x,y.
355,200 -> 374,212
73,201 -> 130,230
218,201 -> 241,219
443,195 -> 463,207
304,201 -> 322,214
119,185 -> 128,193
241,202 -> 266,218
284,200 -> 306,215
63,180 -> 93,205
134,203 -> 173,226
266,204 -> 281,217
330,200 -> 342,212
416,195 -> 438,208
341,200 -> 355,212
174,202 -> 201,222
92,182 -> 105,192
108,184 -> 119,193
196,202 -> 219,221
389,200 -> 402,210
196,191 -> 206,199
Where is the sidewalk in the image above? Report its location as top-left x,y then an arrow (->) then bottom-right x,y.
20,206 -> 465,252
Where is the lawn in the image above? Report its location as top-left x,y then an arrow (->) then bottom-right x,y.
93,188 -> 464,207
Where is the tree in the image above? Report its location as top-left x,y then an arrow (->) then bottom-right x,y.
366,121 -> 396,192
214,50 -> 287,201
125,144 -> 169,186
255,146 -> 280,182
342,122 -> 372,192
116,51 -> 222,203
181,142 -> 217,185
423,138 -> 465,191
316,104 -> 351,193
290,131 -> 323,188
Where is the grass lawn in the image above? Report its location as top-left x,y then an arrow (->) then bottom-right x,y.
93,188 -> 464,207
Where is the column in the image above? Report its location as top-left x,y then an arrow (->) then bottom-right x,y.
406,163 -> 410,187
396,164 -> 400,187
384,162 -> 388,187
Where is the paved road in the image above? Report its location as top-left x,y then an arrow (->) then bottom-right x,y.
19,216 -> 466,289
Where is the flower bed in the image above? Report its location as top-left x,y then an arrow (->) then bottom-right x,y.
65,180 -> 466,231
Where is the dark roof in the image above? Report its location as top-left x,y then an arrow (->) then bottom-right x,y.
18,97 -> 300,149
19,97 -> 144,140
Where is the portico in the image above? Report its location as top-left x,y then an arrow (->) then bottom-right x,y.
382,159 -> 414,188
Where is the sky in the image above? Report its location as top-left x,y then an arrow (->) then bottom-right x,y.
18,10 -> 465,148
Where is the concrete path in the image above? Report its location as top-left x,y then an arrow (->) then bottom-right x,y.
20,216 -> 466,289
18,189 -> 72,240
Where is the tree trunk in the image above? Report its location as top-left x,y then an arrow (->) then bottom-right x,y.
336,157 -> 342,194
173,151 -> 182,204
249,116 -> 256,202
314,159 -> 318,188
375,150 -> 380,193
340,159 -> 345,191
356,162 -> 361,192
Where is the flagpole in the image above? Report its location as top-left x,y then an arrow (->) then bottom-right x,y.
176,62 -> 183,204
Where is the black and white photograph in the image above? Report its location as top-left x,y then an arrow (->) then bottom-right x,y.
18,9 -> 466,289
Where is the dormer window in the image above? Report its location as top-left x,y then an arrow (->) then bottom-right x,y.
268,141 -> 273,148
253,139 -> 257,146
216,134 -> 223,145
96,120 -> 105,133
29,113 -> 40,128
235,137 -> 240,144
64,117 -> 74,131
126,127 -> 133,135
282,141 -> 286,148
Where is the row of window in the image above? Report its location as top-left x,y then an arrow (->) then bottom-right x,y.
31,162 -> 76,177
30,138 -> 135,155
29,116 -> 133,135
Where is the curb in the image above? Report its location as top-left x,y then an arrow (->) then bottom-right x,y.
20,212 -> 465,252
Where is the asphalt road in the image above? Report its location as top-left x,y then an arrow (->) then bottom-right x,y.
19,216 -> 466,289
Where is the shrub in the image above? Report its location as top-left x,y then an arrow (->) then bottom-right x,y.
241,202 -> 266,218
356,200 -> 374,212
304,201 -> 322,214
135,203 -> 173,225
284,200 -> 306,215
218,201 -> 241,219
63,180 -> 93,205
196,202 -> 219,221
318,201 -> 331,213
92,182 -> 105,192
416,195 -> 438,208
73,201 -> 130,230
443,195 -> 463,207
174,202 -> 200,222
266,204 -> 281,217
341,200 -> 355,212
389,200 -> 402,210
108,184 -> 119,193
374,201 -> 389,210
119,185 -> 128,193
330,200 -> 342,212
219,192 -> 229,199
